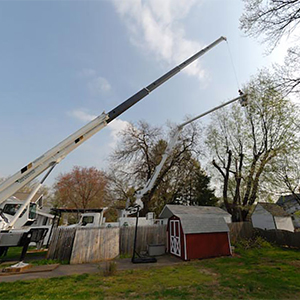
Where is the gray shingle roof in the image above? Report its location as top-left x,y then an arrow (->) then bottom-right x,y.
258,203 -> 290,217
159,204 -> 230,219
277,194 -> 300,205
175,214 -> 229,234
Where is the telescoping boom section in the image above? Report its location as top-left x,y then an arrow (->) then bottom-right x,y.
0,36 -> 226,206
130,93 -> 248,210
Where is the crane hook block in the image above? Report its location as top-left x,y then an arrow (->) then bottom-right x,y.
238,90 -> 248,107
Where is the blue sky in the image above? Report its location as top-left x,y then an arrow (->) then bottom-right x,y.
0,0 -> 289,186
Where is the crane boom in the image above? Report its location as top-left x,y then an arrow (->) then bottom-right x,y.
0,36 -> 226,206
131,94 -> 247,210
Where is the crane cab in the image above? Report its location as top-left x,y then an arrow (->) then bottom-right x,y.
0,197 -> 37,229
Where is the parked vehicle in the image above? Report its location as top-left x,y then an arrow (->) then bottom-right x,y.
68,212 -> 105,228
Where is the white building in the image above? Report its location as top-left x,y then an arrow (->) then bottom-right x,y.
251,202 -> 294,232
277,194 -> 300,229
104,211 -> 158,227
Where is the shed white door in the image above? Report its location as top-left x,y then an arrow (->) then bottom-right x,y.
170,220 -> 181,256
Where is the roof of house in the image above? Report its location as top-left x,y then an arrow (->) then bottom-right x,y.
159,204 -> 230,219
277,194 -> 300,206
257,202 -> 290,217
174,214 -> 229,234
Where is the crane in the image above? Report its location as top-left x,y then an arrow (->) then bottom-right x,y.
127,93 -> 248,212
0,36 -> 226,235
127,93 -> 248,263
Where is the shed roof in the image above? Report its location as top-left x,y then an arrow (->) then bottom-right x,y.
159,204 -> 230,219
174,214 -> 229,234
257,203 -> 290,217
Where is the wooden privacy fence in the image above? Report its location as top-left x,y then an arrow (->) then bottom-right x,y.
256,228 -> 300,249
47,225 -> 167,263
70,227 -> 119,264
120,225 -> 167,255
228,222 -> 254,244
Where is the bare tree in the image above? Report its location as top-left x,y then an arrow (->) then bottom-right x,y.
241,0 -> 300,95
240,0 -> 300,48
274,47 -> 300,95
109,120 -> 202,215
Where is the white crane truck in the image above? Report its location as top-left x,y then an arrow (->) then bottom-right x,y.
0,36 -> 226,255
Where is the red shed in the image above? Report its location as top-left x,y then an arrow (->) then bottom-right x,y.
168,214 -> 231,260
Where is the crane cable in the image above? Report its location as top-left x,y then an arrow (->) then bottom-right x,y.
225,40 -> 241,91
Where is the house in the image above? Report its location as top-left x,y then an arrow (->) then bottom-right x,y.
159,204 -> 232,224
277,194 -> 300,214
251,202 -> 295,232
277,194 -> 300,229
168,214 -> 231,260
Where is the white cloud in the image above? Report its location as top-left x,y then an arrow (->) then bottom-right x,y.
68,110 -> 97,122
88,76 -> 111,96
107,118 -> 130,148
112,0 -> 206,80
68,109 -> 129,148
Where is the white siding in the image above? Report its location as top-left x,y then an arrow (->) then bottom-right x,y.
274,216 -> 294,232
224,215 -> 232,224
251,204 -> 276,230
118,217 -> 154,227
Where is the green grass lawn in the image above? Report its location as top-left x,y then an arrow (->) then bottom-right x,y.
0,240 -> 299,299
0,246 -> 51,265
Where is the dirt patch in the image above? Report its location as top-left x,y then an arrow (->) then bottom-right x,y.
199,268 -> 218,277
288,260 -> 300,268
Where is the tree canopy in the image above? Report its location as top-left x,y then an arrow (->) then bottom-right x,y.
206,70 -> 300,221
53,166 -> 111,209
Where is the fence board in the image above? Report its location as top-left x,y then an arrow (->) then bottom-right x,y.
47,227 -> 76,261
256,228 -> 300,249
70,227 -> 120,264
120,225 -> 167,255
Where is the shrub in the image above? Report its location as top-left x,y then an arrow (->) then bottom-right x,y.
236,236 -> 272,251
103,261 -> 117,276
